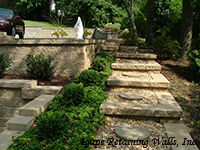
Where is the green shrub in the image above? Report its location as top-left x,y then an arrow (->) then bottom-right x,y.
154,34 -> 181,59
188,49 -> 200,83
122,29 -> 139,46
109,23 -> 121,32
36,111 -> 71,141
92,57 -> 108,72
62,82 -> 85,106
73,69 -> 101,87
96,51 -> 110,59
96,51 -> 114,65
0,52 -> 12,78
84,86 -> 108,108
118,28 -> 129,38
24,53 -> 55,81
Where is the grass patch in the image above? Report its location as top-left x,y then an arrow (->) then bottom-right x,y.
24,20 -> 69,28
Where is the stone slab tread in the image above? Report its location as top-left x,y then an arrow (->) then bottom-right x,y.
7,115 -> 35,131
164,123 -> 199,150
19,94 -> 55,116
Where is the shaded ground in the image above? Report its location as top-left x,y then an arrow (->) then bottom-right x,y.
1,59 -> 200,149
157,59 -> 200,149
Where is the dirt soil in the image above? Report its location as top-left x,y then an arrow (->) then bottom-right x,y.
157,59 -> 200,149
1,59 -> 200,149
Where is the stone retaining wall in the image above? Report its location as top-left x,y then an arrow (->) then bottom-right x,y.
0,38 -> 105,76
0,80 -> 37,133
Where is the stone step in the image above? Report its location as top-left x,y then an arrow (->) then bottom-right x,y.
164,123 -> 199,150
22,86 -> 62,99
0,79 -> 37,88
6,115 -> 35,131
111,61 -> 161,73
116,52 -> 157,59
0,130 -> 24,150
119,46 -> 138,52
107,73 -> 170,89
100,92 -> 183,122
101,46 -> 119,57
18,95 -> 55,116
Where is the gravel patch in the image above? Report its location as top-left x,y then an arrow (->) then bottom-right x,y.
93,117 -> 172,150
104,88 -> 158,104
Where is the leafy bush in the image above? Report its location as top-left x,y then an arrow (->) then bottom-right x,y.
122,29 -> 139,46
95,51 -> 114,65
105,22 -> 112,29
92,57 -> 108,72
154,34 -> 182,59
62,82 -> 85,106
24,53 -> 55,81
188,49 -> 200,83
109,23 -> 121,32
84,86 -> 108,108
118,28 -> 129,38
73,69 -> 101,87
36,111 -> 71,141
0,52 -> 12,78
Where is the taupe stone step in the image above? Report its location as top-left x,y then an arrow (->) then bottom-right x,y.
22,86 -> 62,99
0,79 -> 37,88
19,95 -> 55,116
101,46 -> 119,57
0,130 -> 24,150
107,73 -> 170,89
119,46 -> 138,52
111,61 -> 161,72
116,52 -> 157,59
164,123 -> 199,150
100,92 -> 183,122
7,115 -> 35,131
101,46 -> 119,51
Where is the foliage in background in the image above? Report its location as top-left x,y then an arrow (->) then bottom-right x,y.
122,29 -> 139,46
188,0 -> 200,83
154,33 -> 182,59
154,0 -> 182,41
24,53 -> 55,81
0,52 -> 12,78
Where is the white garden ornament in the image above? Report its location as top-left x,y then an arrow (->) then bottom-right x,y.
74,17 -> 83,39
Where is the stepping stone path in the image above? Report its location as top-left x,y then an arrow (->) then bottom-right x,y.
115,125 -> 150,140
100,45 -> 199,149
119,92 -> 144,100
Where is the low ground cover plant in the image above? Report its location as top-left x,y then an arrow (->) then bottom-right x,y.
0,52 -> 12,78
8,51 -> 112,150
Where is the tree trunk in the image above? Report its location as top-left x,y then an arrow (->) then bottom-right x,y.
180,0 -> 193,61
123,0 -> 137,35
146,0 -> 154,46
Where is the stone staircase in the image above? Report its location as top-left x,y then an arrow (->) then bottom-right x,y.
0,79 -> 62,150
99,45 -> 199,149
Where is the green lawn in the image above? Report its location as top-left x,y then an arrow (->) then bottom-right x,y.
24,20 -> 69,28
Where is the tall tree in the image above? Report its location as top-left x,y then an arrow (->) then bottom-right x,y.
180,0 -> 194,60
122,0 -> 137,35
146,0 -> 154,46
